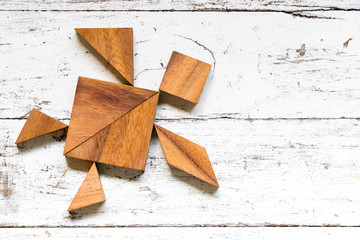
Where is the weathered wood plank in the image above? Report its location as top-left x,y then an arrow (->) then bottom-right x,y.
0,0 -> 359,11
2,8 -> 360,229
1,118 -> 360,226
1,227 -> 360,239
1,11 -> 359,120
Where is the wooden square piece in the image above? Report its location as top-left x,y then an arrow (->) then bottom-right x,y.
64,77 -> 159,171
159,51 -> 211,104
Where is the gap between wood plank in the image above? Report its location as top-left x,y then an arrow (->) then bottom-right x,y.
0,224 -> 359,228
0,8 -> 359,12
1,117 -> 360,121
1,8 -> 358,20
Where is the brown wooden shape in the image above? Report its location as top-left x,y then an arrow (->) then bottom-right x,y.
65,88 -> 159,171
66,93 -> 159,170
64,76 -> 157,155
159,51 -> 211,104
15,109 -> 68,144
154,124 -> 219,187
75,28 -> 134,85
67,162 -> 105,211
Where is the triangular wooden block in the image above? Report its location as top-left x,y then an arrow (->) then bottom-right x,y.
75,28 -> 134,85
64,76 -> 157,155
154,124 -> 219,187
68,162 -> 105,211
66,93 -> 159,171
15,109 -> 68,144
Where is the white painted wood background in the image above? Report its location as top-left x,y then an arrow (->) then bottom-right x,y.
1,1 -> 360,239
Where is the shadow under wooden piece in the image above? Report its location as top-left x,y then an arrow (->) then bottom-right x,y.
158,90 -> 196,113
66,156 -> 144,182
96,162 -> 144,182
68,201 -> 105,220
169,165 -> 218,194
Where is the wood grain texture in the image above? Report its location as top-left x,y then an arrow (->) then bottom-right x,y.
2,227 -> 360,239
1,0 -> 359,11
2,119 -> 360,226
15,109 -> 68,144
75,28 -> 134,85
159,51 -> 211,104
64,76 -> 157,154
2,12 -> 360,120
68,162 -> 105,211
155,124 -> 218,187
1,7 -> 360,233
66,93 -> 159,171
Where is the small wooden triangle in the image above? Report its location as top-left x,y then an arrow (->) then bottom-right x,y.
154,124 -> 219,187
68,162 -> 105,211
66,93 -> 159,171
75,28 -> 134,85
15,109 -> 68,144
64,76 -> 157,155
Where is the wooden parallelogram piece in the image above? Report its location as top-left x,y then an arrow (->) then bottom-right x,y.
154,124 -> 219,188
64,76 -> 159,171
159,51 -> 211,104
15,109 -> 68,144
68,162 -> 105,211
75,28 -> 134,85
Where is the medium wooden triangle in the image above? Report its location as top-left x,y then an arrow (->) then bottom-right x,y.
75,28 -> 134,85
154,124 -> 219,187
15,109 -> 68,144
64,76 -> 157,155
66,93 -> 159,171
68,162 -> 105,211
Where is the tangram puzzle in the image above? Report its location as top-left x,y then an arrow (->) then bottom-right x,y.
16,28 -> 219,211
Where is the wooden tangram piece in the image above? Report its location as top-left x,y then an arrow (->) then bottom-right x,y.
154,124 -> 219,187
64,76 -> 159,171
159,51 -> 211,104
15,109 -> 68,144
68,162 -> 105,211
75,28 -> 134,85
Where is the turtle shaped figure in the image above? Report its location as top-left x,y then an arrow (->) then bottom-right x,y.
15,28 -> 219,212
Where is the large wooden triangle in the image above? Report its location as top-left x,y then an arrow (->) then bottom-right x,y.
68,162 -> 105,211
66,93 -> 159,171
15,109 -> 68,144
64,77 -> 157,154
154,124 -> 219,187
75,28 -> 134,85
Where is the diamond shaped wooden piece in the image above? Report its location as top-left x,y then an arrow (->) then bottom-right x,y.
154,124 -> 219,187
